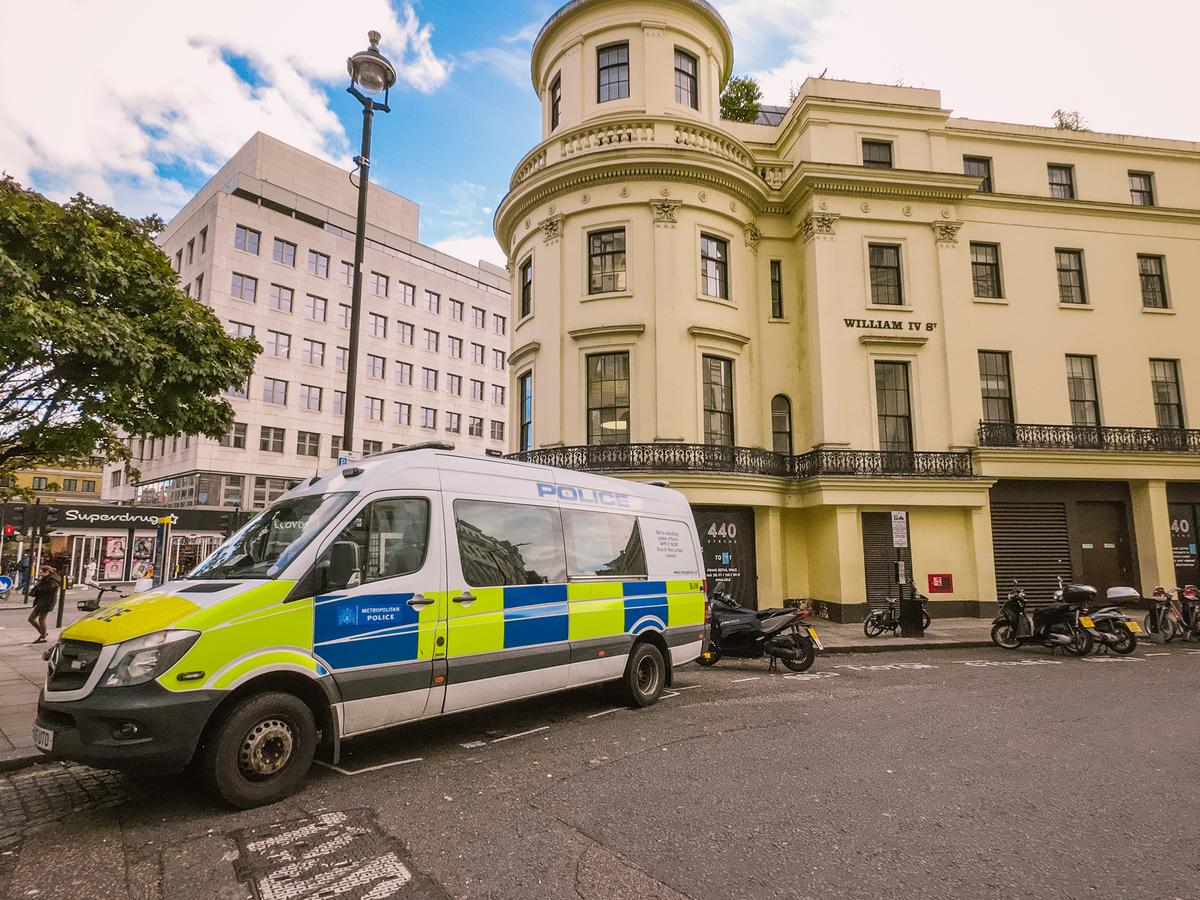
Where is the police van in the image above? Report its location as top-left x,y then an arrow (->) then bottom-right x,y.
35,446 -> 707,807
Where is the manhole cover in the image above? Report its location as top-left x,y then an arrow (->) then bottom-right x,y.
230,809 -> 445,899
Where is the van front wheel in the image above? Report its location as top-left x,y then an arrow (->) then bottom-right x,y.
203,692 -> 316,809
623,642 -> 666,708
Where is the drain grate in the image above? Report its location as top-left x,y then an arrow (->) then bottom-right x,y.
230,809 -> 441,900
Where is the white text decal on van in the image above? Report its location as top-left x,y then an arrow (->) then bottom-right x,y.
537,482 -> 632,508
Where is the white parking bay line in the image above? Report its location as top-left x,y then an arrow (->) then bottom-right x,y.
672,684 -> 702,691
587,707 -> 623,719
1144,652 -> 1172,657
491,725 -> 550,743
315,757 -> 424,777
731,677 -> 761,683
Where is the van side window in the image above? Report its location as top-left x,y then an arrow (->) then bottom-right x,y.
454,500 -> 566,587
333,498 -> 429,582
562,509 -> 646,578
639,519 -> 700,577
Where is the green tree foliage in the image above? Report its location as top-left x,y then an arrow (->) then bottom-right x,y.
720,75 -> 763,123
0,177 -> 258,489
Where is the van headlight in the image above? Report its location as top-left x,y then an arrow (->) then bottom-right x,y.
100,630 -> 201,688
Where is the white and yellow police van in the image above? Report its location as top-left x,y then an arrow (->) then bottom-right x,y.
35,445 -> 707,807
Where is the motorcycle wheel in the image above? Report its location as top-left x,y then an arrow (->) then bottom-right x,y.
1110,624 -> 1137,655
1064,625 -> 1094,656
863,615 -> 885,638
990,622 -> 1021,650
696,643 -> 721,667
779,636 -> 815,673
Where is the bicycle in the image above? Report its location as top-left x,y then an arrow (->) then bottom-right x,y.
77,581 -> 129,612
863,591 -> 932,637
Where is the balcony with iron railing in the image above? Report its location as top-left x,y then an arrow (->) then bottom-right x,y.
507,443 -> 976,479
977,421 -> 1200,453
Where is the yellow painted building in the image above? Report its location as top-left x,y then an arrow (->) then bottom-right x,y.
2,462 -> 104,504
494,0 -> 1200,620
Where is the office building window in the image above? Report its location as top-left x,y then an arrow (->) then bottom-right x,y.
862,139 -> 893,169
1138,255 -> 1168,309
340,260 -> 354,286
83,480 -> 95,493
470,379 -> 484,401
394,402 -> 411,426
770,260 -> 783,318
370,271 -> 388,297
299,384 -> 323,411
234,225 -> 260,254
493,349 -> 506,371
174,249 -> 182,272
260,426 -> 285,453
420,407 -> 437,429
362,439 -> 382,455
218,422 -> 247,449
494,314 -> 507,336
393,281 -> 413,306
365,397 -> 384,421
520,257 -> 533,317
185,238 -> 195,265
597,43 -> 629,102
963,156 -> 993,192
262,377 -> 287,405
273,238 -> 296,267
771,395 -> 792,454
1048,164 -> 1075,200
269,283 -> 293,313
297,431 -> 320,457
517,371 -> 533,451
492,384 -> 506,405
1129,172 -> 1155,206
304,294 -> 327,321
333,390 -> 346,414
424,290 -> 440,314
224,379 -> 249,399
869,244 -> 903,306
422,368 -> 439,391
970,243 -> 1003,298
550,74 -> 561,129
674,49 -> 698,109
230,272 -> 257,302
366,354 -> 386,379
264,330 -> 291,358
62,478 -> 77,491
702,355 -> 734,446
490,420 -> 505,441
447,373 -> 462,396
1066,355 -> 1100,426
448,336 -> 463,358
587,352 -> 630,445
395,361 -> 413,386
978,351 -> 1014,425
1150,359 -> 1184,429
252,476 -> 298,509
183,282 -> 192,299
471,307 -> 486,329
398,321 -> 414,345
199,226 -> 208,254
588,229 -> 626,294
337,303 -> 351,328
446,412 -> 462,434
226,320 -> 253,339
472,343 -> 485,365
449,298 -> 464,321
195,272 -> 204,303
307,250 -> 330,278
424,329 -> 440,352
700,233 -> 729,299
330,435 -> 342,459
1055,249 -> 1087,304
874,361 -> 913,452
468,416 -> 484,437
368,312 -> 387,338
334,346 -> 348,372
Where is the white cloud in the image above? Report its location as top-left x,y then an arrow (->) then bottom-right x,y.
433,235 -> 507,269
0,1 -> 451,218
460,47 -> 530,88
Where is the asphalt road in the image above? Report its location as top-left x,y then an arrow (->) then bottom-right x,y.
4,644 -> 1200,900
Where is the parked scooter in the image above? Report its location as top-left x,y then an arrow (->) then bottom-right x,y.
1144,586 -> 1197,642
991,579 -> 1094,655
1084,586 -> 1142,654
698,583 -> 821,672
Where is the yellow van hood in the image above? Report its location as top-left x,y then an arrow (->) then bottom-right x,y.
64,591 -> 202,645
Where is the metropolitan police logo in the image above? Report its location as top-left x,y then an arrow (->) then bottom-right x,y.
337,605 -> 359,627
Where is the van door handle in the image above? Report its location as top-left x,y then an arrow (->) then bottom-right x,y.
452,592 -> 476,606
406,594 -> 433,609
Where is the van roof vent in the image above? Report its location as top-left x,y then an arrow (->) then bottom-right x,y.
646,480 -> 670,487
376,441 -> 455,457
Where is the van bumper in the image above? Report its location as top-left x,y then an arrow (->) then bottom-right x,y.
36,683 -> 223,773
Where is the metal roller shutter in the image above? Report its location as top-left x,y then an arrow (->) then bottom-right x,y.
990,501 -> 1071,601
861,512 -> 913,605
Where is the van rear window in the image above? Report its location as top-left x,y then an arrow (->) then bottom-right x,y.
562,509 -> 646,578
454,500 -> 566,587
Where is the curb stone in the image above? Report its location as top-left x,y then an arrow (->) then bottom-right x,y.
822,639 -> 994,655
0,749 -> 43,773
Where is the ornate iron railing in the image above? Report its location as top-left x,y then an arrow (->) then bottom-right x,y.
507,443 -> 976,479
978,421 -> 1200,453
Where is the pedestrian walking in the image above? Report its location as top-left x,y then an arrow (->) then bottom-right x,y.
28,565 -> 59,644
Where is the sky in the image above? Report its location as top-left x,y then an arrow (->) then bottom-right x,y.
2,1 -> 1198,269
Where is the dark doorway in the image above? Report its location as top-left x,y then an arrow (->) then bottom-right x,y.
1169,503 -> 1199,588
693,506 -> 757,609
861,511 -> 913,605
1076,501 -> 1134,594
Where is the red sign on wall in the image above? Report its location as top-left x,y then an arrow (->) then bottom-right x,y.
928,573 -> 954,594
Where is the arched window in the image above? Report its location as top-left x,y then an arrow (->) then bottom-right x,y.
771,395 -> 792,455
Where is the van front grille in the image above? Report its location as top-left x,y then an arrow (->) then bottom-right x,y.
46,639 -> 103,692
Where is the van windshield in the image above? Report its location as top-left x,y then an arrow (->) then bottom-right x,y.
189,492 -> 356,580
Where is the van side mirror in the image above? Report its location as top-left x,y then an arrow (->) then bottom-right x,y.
326,541 -> 361,591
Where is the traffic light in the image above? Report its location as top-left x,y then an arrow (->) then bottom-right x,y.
41,506 -> 61,536
8,505 -> 27,535
220,510 -> 237,536
2,525 -> 13,537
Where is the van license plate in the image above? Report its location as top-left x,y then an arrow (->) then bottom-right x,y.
32,725 -> 53,752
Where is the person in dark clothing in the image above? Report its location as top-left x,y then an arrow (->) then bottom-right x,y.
28,565 -> 59,644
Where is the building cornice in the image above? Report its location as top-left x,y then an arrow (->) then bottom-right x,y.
568,324 -> 647,340
784,162 -> 979,207
945,122 -> 1200,160
507,340 -> 542,367
687,325 -> 750,345
961,192 -> 1200,225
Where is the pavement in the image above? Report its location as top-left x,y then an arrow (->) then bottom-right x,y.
1,643 -> 1199,899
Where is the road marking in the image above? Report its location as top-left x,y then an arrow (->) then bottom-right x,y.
1082,656 -> 1143,663
672,684 -> 702,691
459,740 -> 488,748
833,662 -> 938,671
731,676 -> 761,683
491,726 -> 550,743
784,671 -> 840,681
957,659 -> 1063,667
587,707 -> 623,719
315,757 -> 424,776
660,690 -> 681,699
1143,652 -> 1171,657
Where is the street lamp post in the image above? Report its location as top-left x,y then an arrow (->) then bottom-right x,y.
342,30 -> 396,459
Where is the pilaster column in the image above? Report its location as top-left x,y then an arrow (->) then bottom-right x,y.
754,506 -> 784,608
1130,480 -> 1174,593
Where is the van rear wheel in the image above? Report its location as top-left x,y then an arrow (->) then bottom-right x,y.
623,642 -> 666,707
203,692 -> 316,809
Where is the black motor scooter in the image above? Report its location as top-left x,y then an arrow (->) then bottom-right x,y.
990,579 -> 1094,655
697,583 -> 821,672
